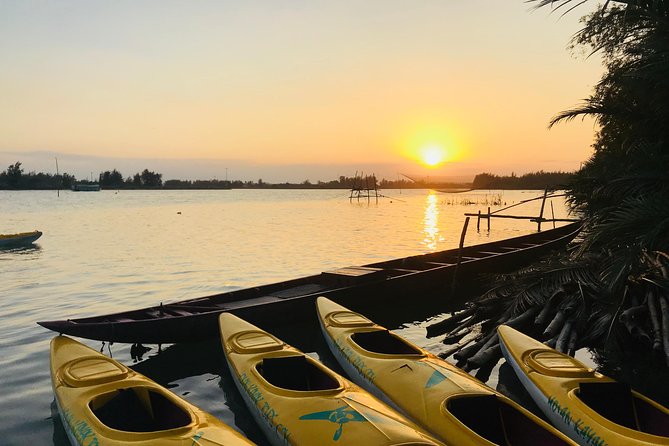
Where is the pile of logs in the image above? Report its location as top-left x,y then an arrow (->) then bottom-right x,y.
428,251 -> 669,373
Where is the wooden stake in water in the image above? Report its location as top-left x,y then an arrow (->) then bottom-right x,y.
451,217 -> 470,292
537,189 -> 548,231
55,157 -> 60,198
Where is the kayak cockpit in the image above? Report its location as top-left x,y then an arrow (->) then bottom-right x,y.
256,355 -> 341,392
576,382 -> 669,437
446,394 -> 572,446
90,387 -> 192,433
351,330 -> 423,356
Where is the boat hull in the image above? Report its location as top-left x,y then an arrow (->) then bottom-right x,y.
38,223 -> 582,344
50,335 -> 254,446
0,230 -> 42,247
498,325 -> 669,446
218,313 -> 442,446
317,296 -> 577,446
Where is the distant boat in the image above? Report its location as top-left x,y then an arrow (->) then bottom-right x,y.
0,230 -> 42,247
71,183 -> 101,191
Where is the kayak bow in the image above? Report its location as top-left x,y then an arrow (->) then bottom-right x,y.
50,335 -> 254,446
218,312 -> 444,446
316,296 -> 578,446
498,324 -> 669,446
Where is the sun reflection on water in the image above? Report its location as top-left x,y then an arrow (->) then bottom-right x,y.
422,192 -> 444,251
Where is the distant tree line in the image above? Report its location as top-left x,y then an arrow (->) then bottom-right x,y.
0,161 -> 574,191
0,162 -> 165,190
99,169 -> 163,189
472,171 -> 574,190
0,162 -> 77,190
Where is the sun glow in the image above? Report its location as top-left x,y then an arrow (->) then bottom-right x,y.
420,144 -> 447,167
395,119 -> 466,169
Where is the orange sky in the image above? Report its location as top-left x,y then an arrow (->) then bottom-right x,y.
0,1 -> 601,181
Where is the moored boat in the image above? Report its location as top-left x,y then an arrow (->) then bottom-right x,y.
37,222 -> 582,344
316,296 -> 578,446
71,183 -> 101,191
218,312 -> 444,446
0,230 -> 42,247
498,325 -> 669,446
50,335 -> 255,446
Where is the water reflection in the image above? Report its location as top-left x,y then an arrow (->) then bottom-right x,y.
422,193 -> 444,251
0,244 -> 42,259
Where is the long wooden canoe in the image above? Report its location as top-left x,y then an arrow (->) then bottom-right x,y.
38,222 -> 581,344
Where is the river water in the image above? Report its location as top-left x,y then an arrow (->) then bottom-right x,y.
0,189 -> 660,445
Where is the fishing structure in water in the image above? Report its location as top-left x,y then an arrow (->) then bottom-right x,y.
349,171 -> 379,203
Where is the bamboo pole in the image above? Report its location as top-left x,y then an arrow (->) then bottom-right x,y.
451,217 -> 470,292
556,319 -> 573,353
537,189 -> 548,231
648,290 -> 663,352
659,295 -> 669,367
426,307 -> 476,337
544,310 -> 566,337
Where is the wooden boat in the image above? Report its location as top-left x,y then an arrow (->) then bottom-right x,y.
50,335 -> 255,446
0,230 -> 42,247
316,296 -> 577,446
71,183 -> 101,191
218,313 -> 443,446
38,222 -> 581,344
498,325 -> 669,446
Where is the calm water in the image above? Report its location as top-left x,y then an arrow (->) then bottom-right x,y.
0,188 -> 629,445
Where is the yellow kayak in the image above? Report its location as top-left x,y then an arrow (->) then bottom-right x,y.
218,313 -> 444,446
498,325 -> 669,446
316,297 -> 578,446
50,335 -> 255,446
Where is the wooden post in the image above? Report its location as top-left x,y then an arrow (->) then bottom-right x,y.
55,157 -> 60,198
550,201 -> 556,229
537,188 -> 548,231
477,210 -> 481,231
451,217 -> 470,292
487,207 -> 491,231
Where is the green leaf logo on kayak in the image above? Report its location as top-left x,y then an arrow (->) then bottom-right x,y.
299,405 -> 367,441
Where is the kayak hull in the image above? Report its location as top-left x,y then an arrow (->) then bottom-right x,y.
218,313 -> 442,446
50,335 -> 253,446
316,296 -> 577,446
498,325 -> 669,446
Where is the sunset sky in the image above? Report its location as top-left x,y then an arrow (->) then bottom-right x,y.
0,1 -> 602,182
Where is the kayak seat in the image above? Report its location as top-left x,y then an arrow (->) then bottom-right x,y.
258,355 -> 339,391
447,395 -> 572,446
447,395 -> 504,445
351,330 -> 422,356
577,382 -> 638,430
91,388 -> 191,432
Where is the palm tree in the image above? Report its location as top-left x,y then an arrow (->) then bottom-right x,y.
438,1 -> 669,371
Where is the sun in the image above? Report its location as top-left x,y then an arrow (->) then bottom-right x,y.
420,144 -> 447,167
